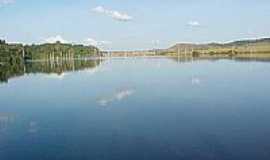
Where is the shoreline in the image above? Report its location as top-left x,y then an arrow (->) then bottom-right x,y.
104,53 -> 270,59
2,54 -> 270,64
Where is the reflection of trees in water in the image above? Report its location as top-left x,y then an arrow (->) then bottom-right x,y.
0,59 -> 103,83
0,61 -> 25,83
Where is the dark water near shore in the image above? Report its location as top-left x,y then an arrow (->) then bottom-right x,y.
1,57 -> 270,160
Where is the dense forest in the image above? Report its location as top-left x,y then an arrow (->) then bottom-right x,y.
0,40 -> 101,63
0,40 -> 24,63
24,42 -> 100,59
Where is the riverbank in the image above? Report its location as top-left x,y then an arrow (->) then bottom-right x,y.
104,52 -> 270,60
1,38 -> 270,62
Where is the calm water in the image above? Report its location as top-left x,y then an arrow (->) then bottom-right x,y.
1,58 -> 270,160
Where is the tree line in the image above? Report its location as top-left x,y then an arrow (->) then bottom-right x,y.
0,40 -> 101,63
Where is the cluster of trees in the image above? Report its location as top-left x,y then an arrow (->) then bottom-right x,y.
0,40 -> 102,83
0,40 -> 24,63
0,40 -> 101,63
24,41 -> 100,60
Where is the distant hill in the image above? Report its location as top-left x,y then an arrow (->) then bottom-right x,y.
164,38 -> 270,57
227,38 -> 270,46
169,38 -> 270,50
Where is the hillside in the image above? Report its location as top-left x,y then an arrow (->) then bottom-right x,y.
166,38 -> 270,57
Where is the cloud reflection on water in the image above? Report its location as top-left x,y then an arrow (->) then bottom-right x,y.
97,88 -> 135,107
45,73 -> 68,80
191,76 -> 202,86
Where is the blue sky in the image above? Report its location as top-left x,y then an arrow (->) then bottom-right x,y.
0,0 -> 270,50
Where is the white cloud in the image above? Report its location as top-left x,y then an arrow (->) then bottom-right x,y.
188,21 -> 201,27
83,38 -> 111,47
44,35 -> 69,44
6,41 -> 29,45
93,6 -> 106,13
92,6 -> 133,22
0,0 -> 15,7
42,36 -> 110,48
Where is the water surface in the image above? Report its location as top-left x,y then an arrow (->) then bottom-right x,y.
1,58 -> 270,160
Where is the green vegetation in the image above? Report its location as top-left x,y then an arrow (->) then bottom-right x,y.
24,41 -> 100,60
0,40 -> 24,63
1,37 -> 270,62
0,40 -> 100,63
163,38 -> 270,58
0,40 -> 102,83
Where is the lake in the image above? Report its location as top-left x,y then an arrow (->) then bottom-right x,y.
1,57 -> 270,160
